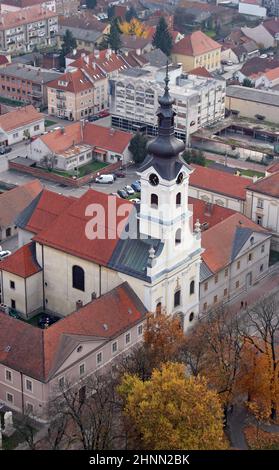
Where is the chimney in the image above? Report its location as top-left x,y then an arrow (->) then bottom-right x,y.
94,49 -> 100,59
105,48 -> 112,60
76,300 -> 83,310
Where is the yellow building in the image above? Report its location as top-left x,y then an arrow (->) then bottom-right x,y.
172,30 -> 221,73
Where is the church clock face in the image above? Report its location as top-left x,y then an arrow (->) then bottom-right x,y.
176,172 -> 185,185
149,173 -> 159,186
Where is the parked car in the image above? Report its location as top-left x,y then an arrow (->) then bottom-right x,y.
130,198 -> 141,204
131,181 -> 141,192
124,185 -> 135,195
95,174 -> 114,184
117,189 -> 129,199
0,146 -> 12,155
114,170 -> 125,178
0,250 -> 11,260
88,115 -> 100,122
98,110 -> 110,118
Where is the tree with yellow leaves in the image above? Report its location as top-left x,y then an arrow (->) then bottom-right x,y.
118,362 -> 228,450
119,18 -> 148,38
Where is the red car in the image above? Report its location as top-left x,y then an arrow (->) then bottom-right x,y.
98,110 -> 110,118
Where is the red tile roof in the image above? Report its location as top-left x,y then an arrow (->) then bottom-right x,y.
247,172 -> 279,198
71,50 -> 128,75
83,123 -> 133,153
47,66 -> 105,94
0,179 -> 42,228
173,31 -> 220,56
0,54 -> 9,66
0,5 -> 57,30
0,242 -> 41,278
188,66 -> 213,78
0,282 -> 146,381
189,164 -> 250,200
23,190 -> 75,235
34,190 -> 134,267
0,105 -> 43,132
266,161 -> 279,174
39,122 -> 82,154
202,213 -> 269,273
263,18 -> 279,36
189,197 -> 236,229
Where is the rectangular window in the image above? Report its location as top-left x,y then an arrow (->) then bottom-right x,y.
138,324 -> 143,336
174,290 -> 181,307
261,244 -> 265,253
214,295 -> 218,304
96,352 -> 102,365
25,402 -> 34,414
5,369 -> 12,382
248,253 -> 253,262
224,288 -> 228,297
214,275 -> 218,284
257,215 -> 263,226
6,393 -> 13,403
204,282 -> 208,291
237,260 -> 241,270
10,280 -> 15,290
125,332 -> 131,345
236,280 -> 240,288
79,364 -> 85,376
11,299 -> 16,309
257,199 -> 264,209
26,379 -> 33,392
34,124 -> 40,131
203,302 -> 207,311
224,268 -> 228,277
112,341 -> 118,354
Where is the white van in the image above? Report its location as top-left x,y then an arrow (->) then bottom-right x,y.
95,174 -> 114,184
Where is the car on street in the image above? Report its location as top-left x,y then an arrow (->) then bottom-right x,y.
88,115 -> 100,122
130,198 -> 141,204
113,170 -> 126,178
98,110 -> 110,118
117,189 -> 129,199
95,174 -> 114,184
131,180 -> 141,192
0,146 -> 12,155
124,185 -> 135,195
0,250 -> 11,260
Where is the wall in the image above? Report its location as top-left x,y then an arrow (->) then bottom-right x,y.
6,118 -> 45,145
189,185 -> 245,213
238,3 -> 267,17
226,94 -> 279,124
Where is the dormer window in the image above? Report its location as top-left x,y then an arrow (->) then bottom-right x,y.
58,80 -> 68,87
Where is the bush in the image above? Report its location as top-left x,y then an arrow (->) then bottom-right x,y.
182,149 -> 206,166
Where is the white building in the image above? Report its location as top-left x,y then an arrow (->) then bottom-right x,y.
238,1 -> 267,18
111,64 -> 226,145
0,105 -> 45,147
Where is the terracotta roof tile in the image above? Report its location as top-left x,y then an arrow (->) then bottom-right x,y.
189,164 -> 250,200
173,31 -> 220,56
247,172 -> 279,198
189,197 -> 236,229
0,242 -> 41,278
0,5 -> 57,30
188,66 -> 213,78
39,122 -> 82,154
47,69 -> 97,94
83,123 -> 133,153
0,105 -> 43,132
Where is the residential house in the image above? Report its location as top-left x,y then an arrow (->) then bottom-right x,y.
30,121 -> 133,170
262,0 -> 279,17
254,66 -> 279,89
172,30 -> 221,73
200,213 -> 271,313
0,105 -> 45,146
119,35 -> 153,55
238,0 -> 267,17
0,5 -> 58,55
0,179 -> 42,243
0,0 -> 56,11
234,57 -> 279,84
242,18 -> 279,49
0,63 -> 61,108
246,171 -> 279,251
188,164 -> 250,213
226,85 -> 279,123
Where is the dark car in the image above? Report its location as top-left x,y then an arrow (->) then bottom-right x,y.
88,115 -> 100,122
117,189 -> 129,199
131,181 -> 141,192
0,146 -> 12,155
38,313 -> 60,328
113,170 -> 126,178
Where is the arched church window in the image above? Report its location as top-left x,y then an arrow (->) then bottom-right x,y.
151,193 -> 158,208
189,312 -> 195,322
175,228 -> 182,245
156,302 -> 162,315
174,290 -> 181,307
190,280 -> 195,295
176,192 -> 181,206
72,265 -> 85,292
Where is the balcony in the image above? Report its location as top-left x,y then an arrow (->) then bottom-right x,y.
56,94 -> 66,100
57,102 -> 66,109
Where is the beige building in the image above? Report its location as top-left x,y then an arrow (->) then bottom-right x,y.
172,30 -> 221,73
226,86 -> 279,124
47,65 -> 108,121
0,5 -> 58,55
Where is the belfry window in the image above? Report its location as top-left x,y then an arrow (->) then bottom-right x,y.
176,192 -> 181,206
175,228 -> 182,245
72,265 -> 85,291
174,290 -> 181,307
190,280 -> 195,295
151,194 -> 158,208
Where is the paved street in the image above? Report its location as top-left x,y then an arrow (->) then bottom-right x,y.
204,151 -> 267,173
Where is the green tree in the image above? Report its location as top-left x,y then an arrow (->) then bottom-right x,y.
243,78 -> 254,88
86,0 -> 97,9
182,149 -> 206,166
129,132 -> 148,164
103,18 -> 122,53
125,6 -> 138,23
118,362 -> 227,450
152,17 -> 173,57
59,29 -> 77,67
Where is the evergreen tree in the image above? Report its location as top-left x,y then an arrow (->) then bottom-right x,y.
152,17 -> 173,57
182,149 -> 205,166
86,0 -> 97,9
107,5 -> 115,21
59,29 -> 77,67
104,19 -> 122,53
125,6 -> 138,23
129,132 -> 148,164
243,78 -> 254,88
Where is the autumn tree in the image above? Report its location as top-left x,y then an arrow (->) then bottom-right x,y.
118,362 -> 228,450
152,17 -> 173,57
119,18 -> 147,38
236,294 -> 279,421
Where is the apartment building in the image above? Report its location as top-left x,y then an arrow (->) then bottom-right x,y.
0,1 -> 56,12
0,63 -> 61,108
111,64 -> 226,143
0,5 -> 58,55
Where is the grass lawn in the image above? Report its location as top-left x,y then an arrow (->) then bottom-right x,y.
45,119 -> 57,127
239,169 -> 264,178
127,192 -> 140,200
0,96 -> 24,107
77,161 -> 108,177
205,30 -> 216,38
